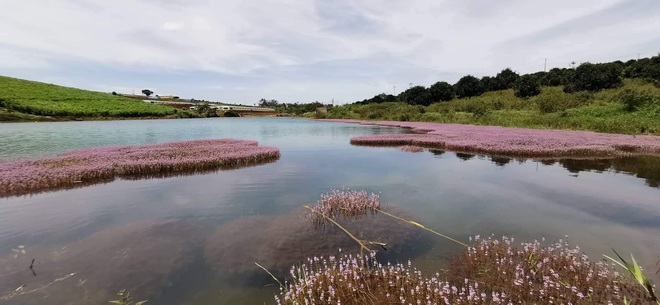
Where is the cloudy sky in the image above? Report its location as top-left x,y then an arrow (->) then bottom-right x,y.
1,0 -> 659,104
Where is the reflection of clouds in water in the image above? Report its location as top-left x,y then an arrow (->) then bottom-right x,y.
0,219 -> 201,305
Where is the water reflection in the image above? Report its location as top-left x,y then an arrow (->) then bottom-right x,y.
481,154 -> 660,188
0,119 -> 658,305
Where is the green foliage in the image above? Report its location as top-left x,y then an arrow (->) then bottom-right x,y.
327,80 -> 660,135
624,54 -> 660,83
604,251 -> 658,303
540,68 -> 574,86
533,88 -> 581,113
454,75 -> 485,98
141,89 -> 153,97
615,87 -> 657,112
275,101 -> 326,116
0,76 -> 175,118
494,68 -> 520,90
429,81 -> 455,102
194,103 -> 218,117
566,62 -> 623,92
223,110 -> 240,117
513,75 -> 541,98
480,76 -> 499,92
400,85 -> 431,106
259,98 -> 279,107
356,93 -> 398,105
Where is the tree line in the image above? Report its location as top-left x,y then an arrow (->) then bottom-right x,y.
356,54 -> 660,105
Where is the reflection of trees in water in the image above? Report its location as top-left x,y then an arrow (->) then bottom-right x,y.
486,155 -> 660,188
557,157 -> 660,188
490,156 -> 512,167
429,150 -> 446,156
455,153 -> 476,161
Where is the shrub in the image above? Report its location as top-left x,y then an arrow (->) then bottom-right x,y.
513,75 -> 541,98
454,75 -> 485,98
616,88 -> 656,112
534,90 -> 580,113
223,111 -> 240,117
429,81 -> 455,102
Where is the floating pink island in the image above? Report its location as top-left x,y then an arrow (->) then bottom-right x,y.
0,139 -> 280,197
322,119 -> 660,158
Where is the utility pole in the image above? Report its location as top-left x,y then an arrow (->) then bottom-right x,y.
409,83 -> 413,89
544,58 -> 547,72
393,85 -> 396,95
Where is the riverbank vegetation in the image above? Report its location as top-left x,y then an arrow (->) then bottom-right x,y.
0,76 -> 186,120
0,139 -> 279,197
323,55 -> 660,135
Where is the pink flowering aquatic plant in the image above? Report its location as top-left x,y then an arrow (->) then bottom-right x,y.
0,139 -> 280,197
306,189 -> 381,227
275,237 -> 657,305
323,119 -> 660,159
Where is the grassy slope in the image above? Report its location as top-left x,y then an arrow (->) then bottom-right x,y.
326,79 -> 660,135
0,76 -> 176,120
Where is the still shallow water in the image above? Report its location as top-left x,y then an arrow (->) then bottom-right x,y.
0,118 -> 659,304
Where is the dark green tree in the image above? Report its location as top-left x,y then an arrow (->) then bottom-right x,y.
566,62 -> 623,92
624,54 -> 660,83
454,75 -> 485,98
429,81 -> 455,102
494,68 -> 520,90
513,75 -> 541,98
400,86 -> 431,106
259,98 -> 279,107
480,76 -> 500,92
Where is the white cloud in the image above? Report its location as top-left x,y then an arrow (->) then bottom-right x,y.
161,21 -> 184,31
0,0 -> 658,103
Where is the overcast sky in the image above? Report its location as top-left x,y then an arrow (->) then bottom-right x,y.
1,0 -> 659,104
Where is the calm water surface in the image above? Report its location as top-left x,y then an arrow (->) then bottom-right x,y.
0,118 -> 658,304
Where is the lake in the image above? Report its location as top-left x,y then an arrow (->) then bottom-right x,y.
0,118 -> 658,304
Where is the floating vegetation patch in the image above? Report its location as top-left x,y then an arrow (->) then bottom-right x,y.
0,139 -> 280,197
275,236 -> 657,305
324,119 -> 660,159
0,220 -> 201,304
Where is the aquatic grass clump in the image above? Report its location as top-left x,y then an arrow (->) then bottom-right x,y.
276,252 -> 488,305
327,119 -> 660,158
449,236 -> 657,304
0,139 -> 280,197
306,189 -> 381,227
275,237 -> 656,305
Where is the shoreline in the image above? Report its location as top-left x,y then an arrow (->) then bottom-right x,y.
319,119 -> 660,159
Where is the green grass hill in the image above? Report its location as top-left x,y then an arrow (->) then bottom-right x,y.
0,76 -> 176,120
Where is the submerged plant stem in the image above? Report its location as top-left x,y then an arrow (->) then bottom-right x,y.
375,208 -> 468,247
